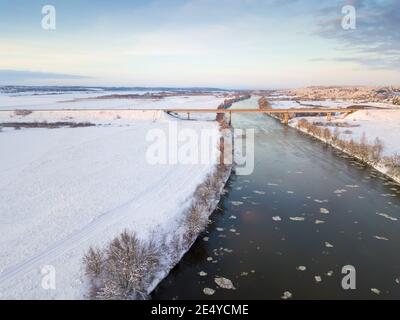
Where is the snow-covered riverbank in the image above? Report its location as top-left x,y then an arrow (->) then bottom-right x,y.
261,95 -> 400,184
288,109 -> 400,184
0,97 -> 231,299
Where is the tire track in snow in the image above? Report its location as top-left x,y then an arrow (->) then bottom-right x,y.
0,161 -> 209,288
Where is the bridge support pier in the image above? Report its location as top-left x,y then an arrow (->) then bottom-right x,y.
187,112 -> 190,120
344,110 -> 355,118
229,111 -> 232,126
282,112 -> 289,125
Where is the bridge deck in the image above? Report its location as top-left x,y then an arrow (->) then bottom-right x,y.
166,108 -> 362,113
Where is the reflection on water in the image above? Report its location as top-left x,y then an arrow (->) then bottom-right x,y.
152,99 -> 400,300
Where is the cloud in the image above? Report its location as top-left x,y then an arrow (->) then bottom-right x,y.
314,0 -> 400,70
0,70 -> 90,81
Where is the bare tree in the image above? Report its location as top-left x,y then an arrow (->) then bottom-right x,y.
84,231 -> 160,300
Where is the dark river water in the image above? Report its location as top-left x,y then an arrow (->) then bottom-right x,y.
152,98 -> 400,300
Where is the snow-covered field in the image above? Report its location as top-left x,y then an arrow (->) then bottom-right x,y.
0,89 -> 227,110
296,100 -> 399,109
0,96 -> 224,299
298,110 -> 400,156
0,109 -> 166,126
267,98 -> 400,157
289,109 -> 400,158
269,100 -> 302,109
288,109 -> 400,183
266,98 -> 400,182
268,98 -> 399,110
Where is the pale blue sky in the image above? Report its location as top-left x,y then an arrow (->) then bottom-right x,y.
0,0 -> 399,88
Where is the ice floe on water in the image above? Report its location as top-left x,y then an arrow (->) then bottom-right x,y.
199,271 -> 208,277
203,288 -> 215,296
315,276 -> 322,283
326,271 -> 334,277
334,189 -> 347,194
296,266 -> 307,271
281,291 -> 293,300
287,191 -> 294,194
231,201 -> 244,206
376,212 -> 398,221
315,220 -> 325,225
380,194 -> 397,197
290,217 -> 305,221
374,235 -> 389,241
314,199 -> 329,203
272,216 -> 282,222
325,242 -> 334,248
320,208 -> 330,214
371,288 -> 381,295
229,215 -> 237,220
214,277 -> 236,290
253,190 -> 266,195
268,183 -> 278,186
203,237 -> 209,242
216,227 -> 224,232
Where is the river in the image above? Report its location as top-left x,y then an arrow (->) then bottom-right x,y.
152,97 -> 400,300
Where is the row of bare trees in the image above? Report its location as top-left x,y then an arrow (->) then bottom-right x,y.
219,94 -> 251,110
216,94 -> 251,123
83,163 -> 231,300
84,231 -> 160,300
258,96 -> 271,109
382,154 -> 400,179
297,119 -> 383,163
296,119 -> 400,179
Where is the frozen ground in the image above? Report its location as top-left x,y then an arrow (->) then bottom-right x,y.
267,99 -> 400,158
288,109 -> 400,184
0,109 -> 166,125
269,100 -> 302,109
289,109 -> 400,158
0,89 -> 227,110
295,100 -> 399,109
0,106 -> 222,299
267,98 -> 400,182
268,98 -> 399,110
